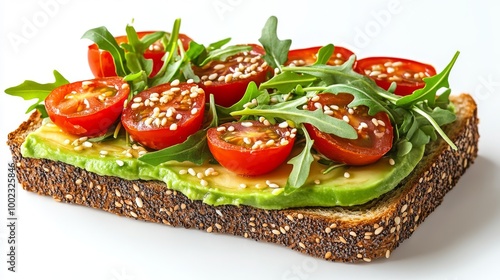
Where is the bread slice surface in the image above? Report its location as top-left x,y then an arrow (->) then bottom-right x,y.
7,93 -> 479,262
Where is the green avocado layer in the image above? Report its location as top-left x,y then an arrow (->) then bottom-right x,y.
21,122 -> 424,209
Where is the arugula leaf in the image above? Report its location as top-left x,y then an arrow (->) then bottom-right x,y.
314,44 -> 334,65
82,26 -> 128,77
139,95 -> 218,166
231,97 -> 358,139
217,81 -> 264,117
260,71 -> 317,93
396,51 -> 460,107
258,16 -> 292,70
206,37 -> 231,51
4,70 -> 69,118
198,45 -> 252,67
285,126 -> 314,194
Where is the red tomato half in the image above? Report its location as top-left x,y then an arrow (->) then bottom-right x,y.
193,44 -> 270,107
286,45 -> 355,67
45,77 -> 129,137
88,31 -> 193,78
354,57 -> 436,96
121,82 -> 205,150
305,93 -> 393,165
207,120 -> 296,176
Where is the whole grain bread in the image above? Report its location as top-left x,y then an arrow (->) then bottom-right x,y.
7,93 -> 479,262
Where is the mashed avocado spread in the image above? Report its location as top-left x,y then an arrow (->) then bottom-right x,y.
21,121 -> 424,209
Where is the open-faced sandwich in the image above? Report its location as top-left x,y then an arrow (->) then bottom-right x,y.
6,16 -> 479,262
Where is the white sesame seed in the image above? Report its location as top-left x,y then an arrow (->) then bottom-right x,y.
100,150 -> 108,156
239,184 -> 247,189
204,168 -> 215,177
179,169 -> 187,175
216,126 -> 226,132
63,139 -> 70,145
389,158 -> 396,166
378,119 -> 386,126
371,118 -> 379,126
342,115 -> 350,123
208,73 -> 218,80
311,95 -> 320,102
188,168 -> 196,176
116,160 -> 124,167
348,108 -> 354,115
200,179 -> 208,186
227,126 -> 235,132
344,172 -> 351,178
135,197 -> 143,208
213,64 -> 225,70
170,79 -> 180,86
170,123 -> 178,131
241,122 -> 253,127
278,121 -> 289,128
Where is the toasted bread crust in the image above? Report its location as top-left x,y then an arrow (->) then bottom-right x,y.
7,93 -> 479,262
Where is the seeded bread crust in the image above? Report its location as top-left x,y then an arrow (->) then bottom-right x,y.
7,93 -> 479,263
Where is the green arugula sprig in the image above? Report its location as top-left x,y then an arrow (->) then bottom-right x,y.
5,70 -> 69,118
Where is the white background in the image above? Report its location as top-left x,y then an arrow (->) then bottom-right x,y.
1,0 -> 499,279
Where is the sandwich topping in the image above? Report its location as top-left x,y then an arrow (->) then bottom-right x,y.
6,16 -> 459,209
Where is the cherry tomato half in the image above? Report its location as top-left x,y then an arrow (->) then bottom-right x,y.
207,120 -> 296,176
45,77 -> 129,137
121,81 -> 205,150
193,44 -> 270,107
354,57 -> 436,96
88,31 -> 193,78
305,93 -> 393,165
286,45 -> 355,67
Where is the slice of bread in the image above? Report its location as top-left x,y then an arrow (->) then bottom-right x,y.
7,93 -> 479,262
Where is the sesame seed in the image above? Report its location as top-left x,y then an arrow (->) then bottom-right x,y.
116,160 -> 124,167
374,227 -> 384,235
299,242 -> 306,249
272,229 -> 281,235
135,197 -> 143,208
363,258 -> 372,262
63,139 -> 71,145
170,79 -> 180,86
206,226 -> 213,233
386,250 -> 391,258
227,126 -> 235,132
239,183 -> 247,189
389,158 -> 396,166
208,73 -> 218,80
395,216 -> 401,225
278,121 -> 289,128
191,108 -> 198,115
200,179 -> 208,186
325,252 -> 332,259
311,95 -> 320,102
241,122 -> 253,127
179,169 -> 187,175
297,214 -> 304,219
170,123 -> 178,131
342,115 -> 350,123
325,227 -> 332,234
75,179 -> 83,185
348,108 -> 354,115
130,211 -> 138,218
401,204 -> 408,213
344,172 -> 351,178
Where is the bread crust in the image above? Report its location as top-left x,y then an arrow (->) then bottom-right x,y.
7,93 -> 479,262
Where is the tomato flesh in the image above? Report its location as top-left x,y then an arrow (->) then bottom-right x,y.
305,93 -> 393,165
121,82 -> 205,150
88,31 -> 192,78
193,44 -> 270,107
45,77 -> 129,137
354,57 -> 436,96
207,120 -> 296,176
286,46 -> 355,67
